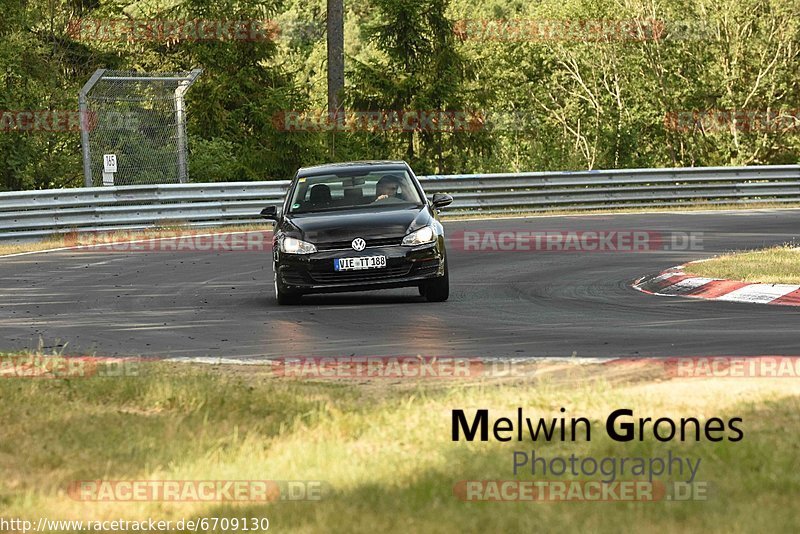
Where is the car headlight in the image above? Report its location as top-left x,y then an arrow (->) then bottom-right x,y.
402,225 -> 436,246
280,236 -> 317,254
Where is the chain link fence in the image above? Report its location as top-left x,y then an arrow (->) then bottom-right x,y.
79,69 -> 202,187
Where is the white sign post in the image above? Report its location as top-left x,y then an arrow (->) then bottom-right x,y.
102,154 -> 117,186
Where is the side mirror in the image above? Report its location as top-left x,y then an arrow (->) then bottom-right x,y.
260,206 -> 279,220
431,193 -> 453,209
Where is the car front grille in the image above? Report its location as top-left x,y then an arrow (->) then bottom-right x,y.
315,237 -> 404,251
309,264 -> 412,283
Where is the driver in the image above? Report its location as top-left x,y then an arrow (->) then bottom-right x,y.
374,175 -> 402,202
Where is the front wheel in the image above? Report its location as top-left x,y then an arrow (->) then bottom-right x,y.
422,261 -> 449,302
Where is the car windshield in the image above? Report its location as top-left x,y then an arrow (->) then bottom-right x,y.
288,170 -> 423,214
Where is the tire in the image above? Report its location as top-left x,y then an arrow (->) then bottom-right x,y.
275,272 -> 302,305
418,284 -> 426,297
423,261 -> 449,302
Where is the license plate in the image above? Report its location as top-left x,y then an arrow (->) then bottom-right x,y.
334,256 -> 387,271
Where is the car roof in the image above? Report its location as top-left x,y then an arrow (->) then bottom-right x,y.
297,160 -> 408,177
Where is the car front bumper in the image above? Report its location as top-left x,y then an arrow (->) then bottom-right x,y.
275,239 -> 446,294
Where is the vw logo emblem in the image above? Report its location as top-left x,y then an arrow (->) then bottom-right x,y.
351,238 -> 366,251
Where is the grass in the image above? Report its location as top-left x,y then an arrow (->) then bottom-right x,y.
684,245 -> 800,284
0,356 -> 798,533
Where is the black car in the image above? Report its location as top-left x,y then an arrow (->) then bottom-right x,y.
260,161 -> 453,304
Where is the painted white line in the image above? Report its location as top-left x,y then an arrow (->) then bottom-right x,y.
487,356 -> 613,365
715,284 -> 800,304
163,355 -> 616,367
0,244 -> 87,259
165,357 -> 277,365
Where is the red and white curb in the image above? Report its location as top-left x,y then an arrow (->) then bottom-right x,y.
633,263 -> 800,306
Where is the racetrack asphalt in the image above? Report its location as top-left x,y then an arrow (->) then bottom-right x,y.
1,209 -> 798,359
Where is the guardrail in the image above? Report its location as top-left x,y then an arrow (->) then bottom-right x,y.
1,165 -> 799,239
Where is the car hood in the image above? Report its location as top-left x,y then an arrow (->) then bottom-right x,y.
283,206 -> 430,244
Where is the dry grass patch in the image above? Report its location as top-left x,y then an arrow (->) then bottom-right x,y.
0,355 -> 798,532
685,245 -> 800,284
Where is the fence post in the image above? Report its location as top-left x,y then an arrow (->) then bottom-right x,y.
175,82 -> 189,184
174,69 -> 202,184
79,69 -> 106,187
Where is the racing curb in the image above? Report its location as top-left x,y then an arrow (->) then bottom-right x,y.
632,262 -> 800,306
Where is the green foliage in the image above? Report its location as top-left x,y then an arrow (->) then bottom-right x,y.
0,0 -> 798,190
0,0 -> 91,190
346,0 -> 491,173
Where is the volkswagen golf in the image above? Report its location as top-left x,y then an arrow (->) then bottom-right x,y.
260,161 -> 453,304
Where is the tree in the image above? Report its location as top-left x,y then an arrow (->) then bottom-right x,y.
348,0 -> 488,173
